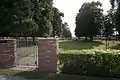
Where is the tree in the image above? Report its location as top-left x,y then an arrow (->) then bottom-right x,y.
0,1 -> 13,37
10,0 -> 38,37
62,22 -> 72,39
103,15 -> 114,37
52,7 -> 64,37
0,0 -> 39,37
0,0 -> 54,38
110,0 -> 120,40
33,0 -> 54,37
102,9 -> 117,39
75,1 -> 104,40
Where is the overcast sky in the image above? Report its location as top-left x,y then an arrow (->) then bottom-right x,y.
53,0 -> 111,36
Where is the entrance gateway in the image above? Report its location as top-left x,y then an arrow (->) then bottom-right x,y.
16,38 -> 38,67
0,38 -> 59,72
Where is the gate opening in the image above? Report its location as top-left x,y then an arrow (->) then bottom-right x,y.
16,38 -> 38,68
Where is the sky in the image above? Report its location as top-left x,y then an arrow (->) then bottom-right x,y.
53,0 -> 111,37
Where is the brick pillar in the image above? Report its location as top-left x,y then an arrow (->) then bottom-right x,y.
0,39 -> 16,68
38,38 -> 59,72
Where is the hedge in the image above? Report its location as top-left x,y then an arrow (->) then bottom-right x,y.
59,50 -> 120,78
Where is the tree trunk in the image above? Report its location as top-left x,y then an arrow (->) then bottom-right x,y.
32,37 -> 35,42
2,37 -> 4,39
90,36 -> 93,41
85,36 -> 88,40
118,31 -> 120,40
15,35 -> 19,39
106,36 -> 108,49
78,37 -> 80,40
118,35 -> 120,40
25,37 -> 27,47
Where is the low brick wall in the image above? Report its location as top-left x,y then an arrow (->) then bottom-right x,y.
0,39 -> 16,68
38,38 -> 59,72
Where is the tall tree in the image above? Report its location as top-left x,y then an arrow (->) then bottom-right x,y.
0,0 -> 54,37
52,7 -> 64,37
33,0 -> 54,37
110,0 -> 120,39
0,0 -> 38,37
10,0 -> 38,37
62,22 -> 72,39
103,14 -> 115,37
102,9 -> 117,39
0,0 -> 13,36
75,1 -> 104,40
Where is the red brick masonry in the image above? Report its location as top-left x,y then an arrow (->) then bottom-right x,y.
0,39 -> 16,68
38,38 -> 59,72
0,38 -> 59,72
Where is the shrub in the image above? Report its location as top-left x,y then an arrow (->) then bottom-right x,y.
59,50 -> 120,78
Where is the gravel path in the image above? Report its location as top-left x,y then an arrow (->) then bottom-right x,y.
0,75 -> 25,80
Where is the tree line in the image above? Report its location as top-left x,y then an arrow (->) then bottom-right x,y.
0,0 -> 72,39
75,1 -> 120,41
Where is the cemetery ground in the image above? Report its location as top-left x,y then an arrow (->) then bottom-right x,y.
0,39 -> 120,80
0,69 -> 119,80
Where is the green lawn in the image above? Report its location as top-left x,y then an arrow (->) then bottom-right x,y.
0,69 -> 119,80
59,40 -> 120,52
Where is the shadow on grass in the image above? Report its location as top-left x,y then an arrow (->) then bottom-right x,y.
13,71 -> 120,80
59,40 -> 103,50
14,71 -> 57,79
0,69 -> 119,80
110,44 -> 120,50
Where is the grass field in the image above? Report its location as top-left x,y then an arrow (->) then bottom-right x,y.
59,40 -> 120,52
0,69 -> 119,80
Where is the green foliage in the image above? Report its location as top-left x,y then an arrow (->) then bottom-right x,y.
62,22 -> 72,39
103,14 -> 115,36
0,7 -> 11,36
52,8 -> 72,38
33,0 -> 54,37
10,0 -> 38,37
52,7 -> 64,37
0,0 -> 54,37
75,1 -> 104,40
110,0 -> 120,39
59,50 -> 120,78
